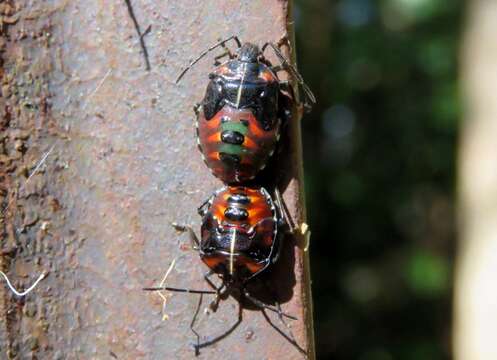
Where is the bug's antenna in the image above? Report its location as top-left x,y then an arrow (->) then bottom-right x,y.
262,42 -> 316,112
142,286 -> 216,295
176,35 -> 242,83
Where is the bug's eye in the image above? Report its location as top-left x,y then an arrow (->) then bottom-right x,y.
240,119 -> 249,127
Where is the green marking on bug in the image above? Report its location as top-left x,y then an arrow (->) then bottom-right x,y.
219,143 -> 248,155
221,122 -> 248,135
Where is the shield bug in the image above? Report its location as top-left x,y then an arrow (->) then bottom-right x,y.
144,186 -> 301,355
196,186 -> 282,283
176,36 -> 315,184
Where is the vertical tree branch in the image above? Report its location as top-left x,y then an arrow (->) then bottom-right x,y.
0,1 -> 313,358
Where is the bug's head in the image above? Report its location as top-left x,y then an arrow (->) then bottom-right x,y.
238,43 -> 261,63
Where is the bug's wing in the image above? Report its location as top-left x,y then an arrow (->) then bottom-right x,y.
201,80 -> 225,120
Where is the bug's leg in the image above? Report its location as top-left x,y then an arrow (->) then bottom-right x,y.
190,293 -> 204,356
264,280 -> 301,352
278,80 -> 295,99
274,188 -> 310,250
213,51 -> 231,66
260,308 -> 307,357
213,37 -> 237,65
279,80 -> 298,120
275,35 -> 293,56
203,270 -> 226,312
176,35 -> 242,83
196,302 -> 243,353
274,188 -> 295,232
193,102 -> 201,115
242,288 -> 297,320
261,35 -> 291,54
171,223 -> 200,250
219,38 -> 237,58
197,195 -> 213,217
255,278 -> 306,356
261,42 -> 316,111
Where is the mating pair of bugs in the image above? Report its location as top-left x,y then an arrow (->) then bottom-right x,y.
145,35 -> 314,355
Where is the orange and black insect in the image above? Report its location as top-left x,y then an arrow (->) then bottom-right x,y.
144,186 -> 300,355
197,186 -> 281,283
176,36 -> 315,184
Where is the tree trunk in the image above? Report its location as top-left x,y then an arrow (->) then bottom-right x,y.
455,1 -> 497,359
0,1 -> 313,358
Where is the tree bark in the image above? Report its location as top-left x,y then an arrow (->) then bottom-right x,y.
455,1 -> 497,359
0,1 -> 313,358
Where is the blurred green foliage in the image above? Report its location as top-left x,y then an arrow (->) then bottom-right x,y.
294,0 -> 462,358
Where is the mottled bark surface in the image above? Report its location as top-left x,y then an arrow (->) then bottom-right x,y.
455,1 -> 497,359
0,1 -> 313,359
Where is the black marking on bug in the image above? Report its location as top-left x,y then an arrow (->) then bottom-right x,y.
227,193 -> 250,205
219,153 -> 241,165
221,130 -> 244,145
224,206 -> 249,221
238,43 -> 260,62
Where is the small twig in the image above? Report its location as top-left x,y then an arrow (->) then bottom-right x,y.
0,271 -> 47,297
141,25 -> 151,40
123,0 -> 151,71
156,258 -> 177,320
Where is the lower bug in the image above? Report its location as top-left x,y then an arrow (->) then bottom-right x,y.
196,186 -> 281,283
144,186 -> 302,355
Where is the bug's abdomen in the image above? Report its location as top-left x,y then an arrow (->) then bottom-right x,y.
197,105 -> 280,183
210,187 -> 274,228
200,187 -> 278,281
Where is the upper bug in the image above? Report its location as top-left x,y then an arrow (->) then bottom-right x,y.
176,36 -> 315,184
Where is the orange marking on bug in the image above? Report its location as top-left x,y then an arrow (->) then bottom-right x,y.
213,205 -> 227,221
207,152 -> 219,161
204,115 -> 222,129
244,259 -> 265,274
259,70 -> 276,82
202,255 -> 223,270
247,209 -> 267,222
207,132 -> 221,143
221,192 -> 231,202
243,136 -> 258,150
247,121 -> 266,139
216,65 -> 230,75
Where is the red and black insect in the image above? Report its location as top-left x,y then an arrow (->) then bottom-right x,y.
144,186 -> 302,355
171,186 -> 285,300
176,36 -> 315,184
196,186 -> 281,283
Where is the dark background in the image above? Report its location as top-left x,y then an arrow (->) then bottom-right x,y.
294,0 -> 462,359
